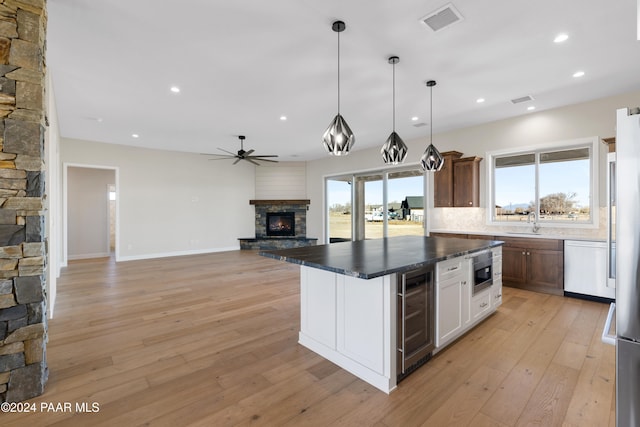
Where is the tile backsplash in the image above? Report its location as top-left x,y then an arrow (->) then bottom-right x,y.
429,207 -> 607,240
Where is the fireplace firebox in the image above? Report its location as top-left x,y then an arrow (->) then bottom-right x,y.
267,212 -> 295,237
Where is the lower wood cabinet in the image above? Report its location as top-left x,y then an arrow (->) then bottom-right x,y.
501,237 -> 564,295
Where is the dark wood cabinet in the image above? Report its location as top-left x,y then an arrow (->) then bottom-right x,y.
452,157 -> 482,207
434,151 -> 462,207
434,153 -> 482,207
500,237 -> 564,295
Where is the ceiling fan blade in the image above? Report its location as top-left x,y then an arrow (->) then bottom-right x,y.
233,157 -> 242,165
244,149 -> 255,156
252,158 -> 279,163
249,154 -> 278,158
208,157 -> 236,161
217,148 -> 237,156
245,158 -> 260,166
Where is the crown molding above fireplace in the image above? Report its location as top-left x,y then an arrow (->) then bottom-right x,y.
250,199 -> 310,205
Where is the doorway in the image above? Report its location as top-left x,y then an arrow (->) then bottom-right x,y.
64,164 -> 118,263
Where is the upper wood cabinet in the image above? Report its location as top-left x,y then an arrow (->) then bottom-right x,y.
453,156 -> 482,207
434,151 -> 463,207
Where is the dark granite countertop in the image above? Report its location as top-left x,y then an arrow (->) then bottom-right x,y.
259,235 -> 503,279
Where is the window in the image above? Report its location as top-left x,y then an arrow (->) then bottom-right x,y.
490,138 -> 597,225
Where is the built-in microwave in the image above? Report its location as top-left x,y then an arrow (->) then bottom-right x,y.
472,251 -> 493,295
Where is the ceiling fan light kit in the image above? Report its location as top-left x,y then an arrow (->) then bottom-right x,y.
323,20 -> 355,156
381,56 -> 408,165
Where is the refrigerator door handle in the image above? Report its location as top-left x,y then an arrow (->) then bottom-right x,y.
601,302 -> 616,346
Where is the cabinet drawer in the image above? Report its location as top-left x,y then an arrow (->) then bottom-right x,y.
471,291 -> 492,321
499,236 -> 563,251
437,257 -> 466,281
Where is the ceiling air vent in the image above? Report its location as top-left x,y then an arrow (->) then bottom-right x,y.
420,3 -> 464,32
511,95 -> 534,104
413,122 -> 428,128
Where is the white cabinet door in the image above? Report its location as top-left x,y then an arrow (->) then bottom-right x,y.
337,274 -> 391,375
436,275 -> 464,347
300,266 -> 337,349
436,256 -> 471,348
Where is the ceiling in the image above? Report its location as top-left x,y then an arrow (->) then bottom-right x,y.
47,0 -> 640,162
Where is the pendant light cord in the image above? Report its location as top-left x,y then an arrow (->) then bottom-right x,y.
337,29 -> 340,115
392,61 -> 396,131
429,84 -> 433,145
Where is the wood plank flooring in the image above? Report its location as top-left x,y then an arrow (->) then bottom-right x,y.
1,250 -> 615,426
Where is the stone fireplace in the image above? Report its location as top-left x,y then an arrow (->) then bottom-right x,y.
0,0 -> 48,402
239,200 -> 317,249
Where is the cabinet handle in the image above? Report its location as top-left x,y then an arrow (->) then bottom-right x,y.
468,201 -> 472,205
447,266 -> 459,271
461,281 -> 467,285
496,293 -> 502,299
527,252 -> 530,256
522,251 -> 526,255
480,302 -> 488,308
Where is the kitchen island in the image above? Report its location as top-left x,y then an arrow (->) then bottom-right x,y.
260,235 -> 503,393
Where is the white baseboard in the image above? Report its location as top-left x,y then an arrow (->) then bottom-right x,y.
116,246 -> 240,262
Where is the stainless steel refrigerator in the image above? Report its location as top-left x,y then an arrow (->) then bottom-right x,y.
614,106 -> 640,426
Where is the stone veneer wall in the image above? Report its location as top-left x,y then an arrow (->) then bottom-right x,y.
0,0 -> 48,402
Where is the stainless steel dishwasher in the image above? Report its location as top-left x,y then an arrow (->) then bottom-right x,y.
397,265 -> 435,381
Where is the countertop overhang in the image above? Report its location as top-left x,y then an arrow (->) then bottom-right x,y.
259,235 -> 503,279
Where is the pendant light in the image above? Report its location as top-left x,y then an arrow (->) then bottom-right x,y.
322,20 -> 355,156
381,56 -> 408,164
420,80 -> 445,172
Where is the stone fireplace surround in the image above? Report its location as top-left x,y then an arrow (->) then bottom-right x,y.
239,200 -> 317,250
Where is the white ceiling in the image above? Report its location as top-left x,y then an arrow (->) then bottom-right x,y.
47,0 -> 640,162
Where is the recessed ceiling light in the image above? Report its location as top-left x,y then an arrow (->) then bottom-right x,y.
132,133 -> 140,138
476,98 -> 485,103
170,86 -> 180,93
527,106 -> 536,111
554,33 -> 569,43
280,115 -> 287,121
411,116 -> 419,121
573,71 -> 585,78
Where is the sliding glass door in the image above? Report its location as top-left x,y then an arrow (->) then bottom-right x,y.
326,176 -> 352,243
326,167 -> 425,242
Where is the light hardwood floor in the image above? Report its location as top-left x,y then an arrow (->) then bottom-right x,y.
2,250 -> 615,426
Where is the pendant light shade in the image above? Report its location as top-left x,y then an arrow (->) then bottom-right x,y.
420,80 -> 444,172
323,20 -> 355,156
381,56 -> 408,165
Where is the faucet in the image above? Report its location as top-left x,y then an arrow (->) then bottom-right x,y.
527,212 -> 540,233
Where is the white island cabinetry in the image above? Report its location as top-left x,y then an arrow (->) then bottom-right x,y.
262,235 -> 503,394
299,266 -> 396,393
435,246 -> 502,352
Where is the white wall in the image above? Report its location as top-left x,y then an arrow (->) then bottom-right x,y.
67,167 -> 115,259
306,90 -> 640,241
255,162 -> 306,199
46,72 -> 61,318
60,138 -> 256,260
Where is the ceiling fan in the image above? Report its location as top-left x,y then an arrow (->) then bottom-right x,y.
206,135 -> 279,166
